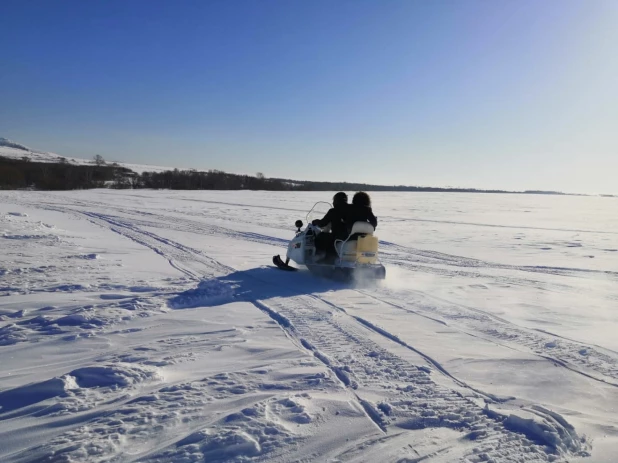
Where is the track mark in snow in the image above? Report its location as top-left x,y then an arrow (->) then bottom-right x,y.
371,287 -> 618,387
312,293 -> 513,404
378,216 -> 618,235
255,294 -> 589,461
2,198 -> 230,282
68,209 -> 234,280
357,396 -> 388,432
380,241 -> 618,285
32,196 -> 291,252
350,313 -> 511,404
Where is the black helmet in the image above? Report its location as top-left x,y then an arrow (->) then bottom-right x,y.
333,192 -> 348,207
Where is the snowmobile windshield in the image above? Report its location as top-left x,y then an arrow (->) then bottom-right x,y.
306,201 -> 332,225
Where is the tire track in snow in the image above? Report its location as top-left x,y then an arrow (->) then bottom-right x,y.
311,295 -> 509,404
254,295 -> 588,462
366,287 -> 618,387
14,195 -> 289,254
251,300 -> 388,434
49,196 -> 291,249
378,215 -> 618,236
81,211 -> 234,278
30,203 -> 235,281
380,241 -> 618,282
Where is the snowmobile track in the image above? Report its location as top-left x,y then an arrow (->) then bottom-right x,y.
368,287 -> 618,387
255,295 -> 588,462
36,205 -> 235,281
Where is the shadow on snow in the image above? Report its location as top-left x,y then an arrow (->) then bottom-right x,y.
168,266 -> 352,310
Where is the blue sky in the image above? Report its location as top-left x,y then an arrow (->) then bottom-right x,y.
1,0 -> 616,193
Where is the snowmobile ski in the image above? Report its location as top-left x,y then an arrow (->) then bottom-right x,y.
273,255 -> 297,271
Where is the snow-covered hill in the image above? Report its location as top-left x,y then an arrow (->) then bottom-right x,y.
0,137 -> 171,173
0,137 -> 84,164
1,190 -> 617,462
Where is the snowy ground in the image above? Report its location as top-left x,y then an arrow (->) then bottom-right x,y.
1,190 -> 617,462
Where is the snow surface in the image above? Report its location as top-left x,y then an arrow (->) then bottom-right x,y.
1,189 -> 617,462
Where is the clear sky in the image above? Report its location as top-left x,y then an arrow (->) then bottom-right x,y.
1,0 -> 617,194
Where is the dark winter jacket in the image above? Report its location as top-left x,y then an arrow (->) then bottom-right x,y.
344,204 -> 378,233
313,205 -> 348,240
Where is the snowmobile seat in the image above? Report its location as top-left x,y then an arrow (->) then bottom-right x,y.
349,221 -> 375,236
334,222 -> 377,262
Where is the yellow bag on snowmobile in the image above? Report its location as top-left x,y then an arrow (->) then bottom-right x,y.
357,234 -> 378,264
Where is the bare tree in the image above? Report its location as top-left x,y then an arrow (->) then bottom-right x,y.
256,172 -> 265,179
94,154 -> 106,166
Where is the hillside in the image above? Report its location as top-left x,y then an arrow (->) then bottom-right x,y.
0,137 -> 170,174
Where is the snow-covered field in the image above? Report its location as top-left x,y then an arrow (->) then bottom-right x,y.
1,189 -> 617,462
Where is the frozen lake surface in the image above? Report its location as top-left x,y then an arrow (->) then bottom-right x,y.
1,190 -> 617,462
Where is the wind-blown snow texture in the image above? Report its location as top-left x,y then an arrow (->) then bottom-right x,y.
1,189 -> 617,462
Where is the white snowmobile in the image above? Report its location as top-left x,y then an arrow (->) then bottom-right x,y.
273,202 -> 386,280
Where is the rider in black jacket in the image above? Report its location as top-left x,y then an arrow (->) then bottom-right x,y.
345,192 -> 377,233
312,192 -> 348,254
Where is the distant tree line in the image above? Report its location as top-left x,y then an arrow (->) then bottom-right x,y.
0,156 -> 135,190
0,155 -> 568,195
139,169 -> 289,190
0,157 -> 292,191
272,178 -> 566,195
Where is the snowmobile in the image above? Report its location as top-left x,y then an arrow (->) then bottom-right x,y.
273,202 -> 386,280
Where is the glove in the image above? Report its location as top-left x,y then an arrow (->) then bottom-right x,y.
312,219 -> 320,226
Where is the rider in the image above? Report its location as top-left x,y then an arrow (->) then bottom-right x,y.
345,191 -> 378,234
312,192 -> 348,255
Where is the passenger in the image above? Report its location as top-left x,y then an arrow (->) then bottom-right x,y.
312,192 -> 348,255
344,191 -> 378,237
